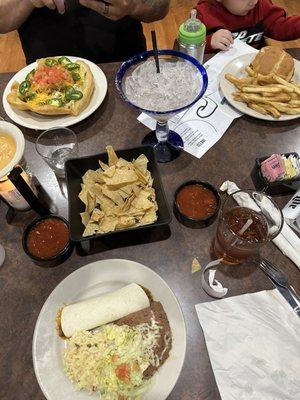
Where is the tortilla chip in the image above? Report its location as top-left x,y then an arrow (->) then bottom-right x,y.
102,187 -> 124,206
116,216 -> 137,229
83,169 -> 103,185
106,145 -> 119,166
133,154 -> 148,174
137,208 -> 157,225
98,159 -> 109,171
83,222 -> 99,237
96,193 -> 117,215
103,169 -> 138,188
78,146 -> 158,237
116,158 -> 131,169
103,165 -> 116,178
132,189 -> 155,211
80,212 -> 90,227
191,258 -> 202,274
98,216 -> 117,233
79,186 -> 88,205
91,208 -> 105,222
86,192 -> 96,214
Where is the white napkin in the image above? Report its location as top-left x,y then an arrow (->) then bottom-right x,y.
282,189 -> 300,234
201,259 -> 228,298
195,289 -> 300,400
220,181 -> 300,269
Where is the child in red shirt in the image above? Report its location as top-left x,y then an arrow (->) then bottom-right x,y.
196,0 -> 300,52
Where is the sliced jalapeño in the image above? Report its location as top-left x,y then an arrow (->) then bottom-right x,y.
46,98 -> 63,107
66,62 -> 80,71
25,69 -> 35,81
72,72 -> 81,82
45,58 -> 58,67
65,86 -> 83,101
19,80 -> 31,95
58,56 -> 71,65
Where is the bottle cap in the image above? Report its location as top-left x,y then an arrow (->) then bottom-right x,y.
178,9 -> 206,45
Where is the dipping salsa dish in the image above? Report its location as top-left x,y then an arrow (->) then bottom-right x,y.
23,215 -> 74,267
174,180 -> 221,228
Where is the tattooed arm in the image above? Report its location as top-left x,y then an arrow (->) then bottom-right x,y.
0,0 -> 34,33
79,0 -> 170,22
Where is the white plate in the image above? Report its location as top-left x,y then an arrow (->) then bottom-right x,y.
2,56 -> 107,130
32,259 -> 186,400
219,53 -> 300,121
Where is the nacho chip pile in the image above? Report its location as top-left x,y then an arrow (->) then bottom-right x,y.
79,146 -> 158,237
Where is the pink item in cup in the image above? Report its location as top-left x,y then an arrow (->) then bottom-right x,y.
260,154 -> 285,182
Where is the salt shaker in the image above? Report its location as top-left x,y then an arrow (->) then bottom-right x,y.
178,9 -> 206,64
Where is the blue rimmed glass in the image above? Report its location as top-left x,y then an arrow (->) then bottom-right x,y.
115,49 -> 208,163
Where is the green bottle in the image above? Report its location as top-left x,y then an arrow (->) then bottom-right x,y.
178,9 -> 206,63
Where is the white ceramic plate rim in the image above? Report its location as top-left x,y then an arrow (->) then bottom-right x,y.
2,56 -> 107,130
219,53 -> 300,121
32,259 -> 186,400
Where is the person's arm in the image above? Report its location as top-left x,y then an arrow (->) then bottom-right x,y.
0,0 -> 34,33
262,0 -> 300,41
79,0 -> 169,23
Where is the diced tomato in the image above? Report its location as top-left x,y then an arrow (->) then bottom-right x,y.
115,363 -> 131,385
33,65 -> 72,88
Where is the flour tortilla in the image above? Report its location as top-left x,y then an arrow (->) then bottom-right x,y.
59,283 -> 150,338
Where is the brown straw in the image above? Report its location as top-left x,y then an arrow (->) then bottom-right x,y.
151,30 -> 160,73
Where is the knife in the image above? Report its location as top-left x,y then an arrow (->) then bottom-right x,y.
274,284 -> 300,318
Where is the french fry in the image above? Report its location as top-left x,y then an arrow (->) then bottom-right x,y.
247,103 -> 268,115
258,103 -> 281,118
290,92 -> 300,99
272,74 -> 300,95
270,102 -> 300,114
245,66 -> 256,77
241,86 -> 283,94
238,93 -> 273,103
226,62 -> 300,118
225,73 -> 254,87
257,73 -> 276,84
289,100 -> 300,106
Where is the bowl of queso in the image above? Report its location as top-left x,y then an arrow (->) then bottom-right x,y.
174,180 -> 221,228
22,215 -> 74,267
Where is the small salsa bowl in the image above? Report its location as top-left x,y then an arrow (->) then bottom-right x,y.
22,215 -> 74,267
174,180 -> 221,228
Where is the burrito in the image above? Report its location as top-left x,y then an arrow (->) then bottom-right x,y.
58,283 -> 150,338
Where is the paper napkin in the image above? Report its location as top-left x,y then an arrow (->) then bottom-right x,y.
196,289 -> 300,400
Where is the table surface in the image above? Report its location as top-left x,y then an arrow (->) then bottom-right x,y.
0,49 -> 299,400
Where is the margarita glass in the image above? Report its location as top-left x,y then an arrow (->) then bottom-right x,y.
116,50 -> 208,163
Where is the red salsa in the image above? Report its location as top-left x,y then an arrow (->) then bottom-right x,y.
26,218 -> 69,259
176,184 -> 218,219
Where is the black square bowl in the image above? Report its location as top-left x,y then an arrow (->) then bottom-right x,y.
251,152 -> 300,195
65,145 -> 172,242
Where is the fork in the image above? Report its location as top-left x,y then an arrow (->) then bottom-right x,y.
259,258 -> 300,303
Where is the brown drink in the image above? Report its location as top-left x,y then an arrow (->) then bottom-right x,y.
213,207 -> 268,264
212,190 -> 283,265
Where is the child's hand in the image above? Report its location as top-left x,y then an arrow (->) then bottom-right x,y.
211,29 -> 234,51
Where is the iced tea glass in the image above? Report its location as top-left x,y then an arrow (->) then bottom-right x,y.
213,190 -> 283,265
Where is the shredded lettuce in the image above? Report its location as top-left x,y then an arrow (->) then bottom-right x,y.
63,321 -> 161,399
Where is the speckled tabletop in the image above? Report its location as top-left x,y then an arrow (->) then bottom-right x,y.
0,50 -> 299,400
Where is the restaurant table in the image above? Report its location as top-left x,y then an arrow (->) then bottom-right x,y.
0,49 -> 299,400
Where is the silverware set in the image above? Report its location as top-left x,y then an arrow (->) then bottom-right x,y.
258,257 -> 300,317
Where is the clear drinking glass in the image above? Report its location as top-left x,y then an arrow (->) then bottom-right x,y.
115,49 -> 208,163
212,190 -> 283,265
35,127 -> 78,177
